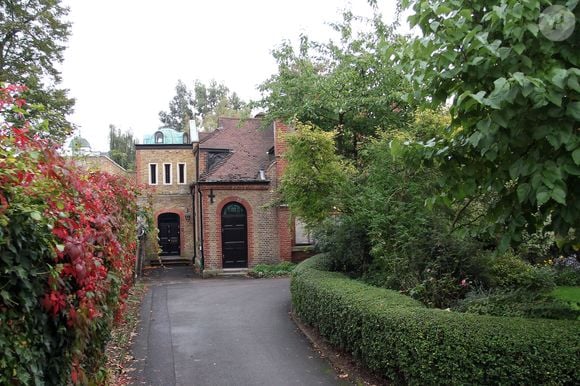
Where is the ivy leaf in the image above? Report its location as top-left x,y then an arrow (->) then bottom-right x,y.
30,211 -> 42,221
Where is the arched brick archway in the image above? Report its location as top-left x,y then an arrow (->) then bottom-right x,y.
215,197 -> 254,268
154,209 -> 185,256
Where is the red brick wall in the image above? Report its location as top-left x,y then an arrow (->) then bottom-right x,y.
274,121 -> 294,259
200,183 -> 281,270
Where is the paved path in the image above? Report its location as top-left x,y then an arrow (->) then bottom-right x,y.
130,268 -> 341,386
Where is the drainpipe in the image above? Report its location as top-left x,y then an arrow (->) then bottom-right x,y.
190,120 -> 204,273
191,183 -> 196,263
197,151 -> 205,272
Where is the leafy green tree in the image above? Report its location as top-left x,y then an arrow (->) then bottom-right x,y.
399,0 -> 580,249
158,80 -> 194,131
159,79 -> 247,131
280,122 -> 354,226
108,124 -> 136,170
257,11 -> 413,160
0,0 -> 74,143
192,79 -> 248,130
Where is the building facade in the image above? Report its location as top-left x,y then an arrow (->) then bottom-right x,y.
136,118 -> 306,274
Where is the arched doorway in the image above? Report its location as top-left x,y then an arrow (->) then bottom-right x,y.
158,213 -> 180,255
221,202 -> 248,268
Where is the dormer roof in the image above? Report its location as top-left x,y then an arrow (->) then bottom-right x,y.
143,127 -> 190,144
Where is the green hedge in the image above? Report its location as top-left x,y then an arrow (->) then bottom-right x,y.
291,254 -> 580,385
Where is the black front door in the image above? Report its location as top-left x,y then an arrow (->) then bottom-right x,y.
158,213 -> 180,255
222,202 -> 247,268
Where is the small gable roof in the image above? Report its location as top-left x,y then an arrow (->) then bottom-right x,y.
200,117 -> 273,183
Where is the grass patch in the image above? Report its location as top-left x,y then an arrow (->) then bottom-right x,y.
105,282 -> 148,385
552,286 -> 580,302
248,261 -> 296,278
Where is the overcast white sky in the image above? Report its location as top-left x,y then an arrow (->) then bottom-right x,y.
60,0 -> 408,151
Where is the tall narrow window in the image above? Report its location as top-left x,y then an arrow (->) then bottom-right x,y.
163,163 -> 172,185
149,163 -> 157,185
178,163 -> 186,184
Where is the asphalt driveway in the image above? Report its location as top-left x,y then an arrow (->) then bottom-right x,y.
130,268 -> 340,386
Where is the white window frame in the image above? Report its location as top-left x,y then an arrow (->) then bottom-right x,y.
148,163 -> 158,185
163,163 -> 172,185
177,162 -> 187,184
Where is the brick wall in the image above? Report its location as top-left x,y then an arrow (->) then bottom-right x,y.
76,155 -> 128,178
200,182 -> 282,270
135,146 -> 195,194
273,121 -> 294,260
136,145 -> 196,259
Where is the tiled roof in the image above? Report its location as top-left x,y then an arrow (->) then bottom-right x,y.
200,117 -> 274,182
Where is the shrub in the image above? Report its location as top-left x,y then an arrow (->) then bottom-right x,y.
248,261 -> 296,278
313,216 -> 370,275
456,289 -> 580,321
0,86 -> 145,384
291,254 -> 580,385
486,252 -> 555,291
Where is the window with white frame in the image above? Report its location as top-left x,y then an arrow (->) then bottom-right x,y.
163,163 -> 172,185
178,163 -> 186,184
149,163 -> 158,185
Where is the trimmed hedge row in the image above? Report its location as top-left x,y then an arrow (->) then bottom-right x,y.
291,254 -> 580,385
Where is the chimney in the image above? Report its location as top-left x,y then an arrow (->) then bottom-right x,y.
189,119 -> 199,143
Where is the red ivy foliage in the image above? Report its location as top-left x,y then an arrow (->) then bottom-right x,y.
0,85 -> 143,384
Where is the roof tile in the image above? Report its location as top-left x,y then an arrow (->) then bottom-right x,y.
200,117 -> 273,182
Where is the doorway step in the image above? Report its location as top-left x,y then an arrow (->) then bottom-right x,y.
149,256 -> 192,267
217,268 -> 249,277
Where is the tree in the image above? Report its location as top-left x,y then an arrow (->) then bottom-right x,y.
280,122 -> 354,226
399,0 -> 579,249
192,79 -> 248,130
108,124 -> 136,170
159,79 -> 248,131
257,11 -> 413,160
158,80 -> 194,131
0,0 -> 74,143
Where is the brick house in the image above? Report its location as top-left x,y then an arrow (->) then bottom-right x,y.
136,118 -> 308,274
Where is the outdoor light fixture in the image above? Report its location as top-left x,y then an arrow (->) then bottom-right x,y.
185,208 -> 191,223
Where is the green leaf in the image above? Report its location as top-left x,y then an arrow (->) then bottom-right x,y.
572,148 -> 580,165
567,102 -> 580,120
567,74 -> 580,92
517,183 -> 530,203
513,43 -> 525,55
498,234 -> 511,253
550,69 -> 568,89
536,190 -> 550,206
546,90 -> 563,107
551,187 -> 566,205
468,131 -> 482,147
30,211 -> 42,221
526,23 -> 539,36
470,91 -> 486,104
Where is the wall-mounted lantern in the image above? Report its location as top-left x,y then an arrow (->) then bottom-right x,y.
185,208 -> 192,223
